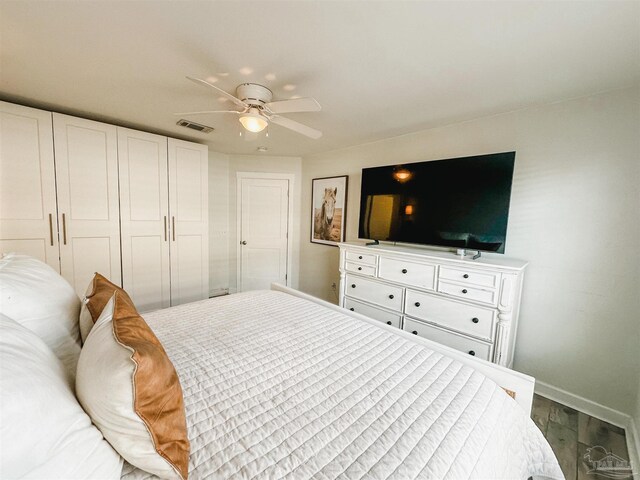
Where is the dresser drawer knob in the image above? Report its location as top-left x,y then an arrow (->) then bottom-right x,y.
358,267 -> 362,271
386,321 -> 392,325
349,308 -> 354,311
402,269 -> 407,274
462,289 -> 468,294
463,274 -> 469,279
412,330 -> 418,335
351,284 -> 356,288
358,255 -> 363,259
388,294 -> 394,299
472,317 -> 479,324
468,350 -> 476,356
414,302 -> 420,307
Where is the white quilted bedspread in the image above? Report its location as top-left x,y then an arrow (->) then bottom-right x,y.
122,290 -> 563,480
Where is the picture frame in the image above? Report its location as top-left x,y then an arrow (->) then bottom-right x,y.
311,175 -> 348,246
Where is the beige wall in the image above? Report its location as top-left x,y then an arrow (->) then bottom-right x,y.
299,86 -> 640,416
225,154 -> 302,293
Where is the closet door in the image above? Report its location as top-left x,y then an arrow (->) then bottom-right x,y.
168,138 -> 208,305
53,114 -> 121,296
118,128 -> 170,312
0,102 -> 60,269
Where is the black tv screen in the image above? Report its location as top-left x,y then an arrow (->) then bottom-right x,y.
358,152 -> 516,253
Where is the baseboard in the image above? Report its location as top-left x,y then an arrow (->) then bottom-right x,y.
209,287 -> 229,298
535,380 -> 630,428
534,381 -> 639,472
626,417 -> 640,476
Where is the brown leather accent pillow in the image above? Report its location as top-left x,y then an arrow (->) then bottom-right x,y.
76,292 -> 190,479
85,273 -> 133,322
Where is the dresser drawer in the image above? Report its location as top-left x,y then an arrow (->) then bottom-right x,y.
438,280 -> 498,306
439,266 -> 500,289
345,262 -> 376,277
404,318 -> 493,361
345,274 -> 404,311
405,290 -> 495,341
343,298 -> 401,328
378,257 -> 436,290
345,251 -> 377,265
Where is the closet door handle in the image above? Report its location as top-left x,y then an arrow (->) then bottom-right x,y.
172,216 -> 176,241
62,213 -> 67,245
164,216 -> 168,241
48,214 -> 54,246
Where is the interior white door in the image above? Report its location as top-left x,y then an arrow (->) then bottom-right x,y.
53,114 -> 121,296
168,138 -> 208,305
239,176 -> 290,291
118,128 -> 170,312
0,102 -> 60,269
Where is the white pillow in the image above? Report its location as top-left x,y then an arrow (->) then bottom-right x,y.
76,294 -> 190,480
0,313 -> 123,479
0,253 -> 81,382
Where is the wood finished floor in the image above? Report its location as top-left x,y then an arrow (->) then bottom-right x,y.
532,394 -> 631,480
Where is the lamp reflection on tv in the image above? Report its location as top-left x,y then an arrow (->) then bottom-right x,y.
393,167 -> 412,183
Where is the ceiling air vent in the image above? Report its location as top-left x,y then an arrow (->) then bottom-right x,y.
177,119 -> 214,133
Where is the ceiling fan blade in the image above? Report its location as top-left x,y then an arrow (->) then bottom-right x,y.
186,76 -> 247,109
270,115 -> 322,139
265,97 -> 321,114
174,110 -> 241,116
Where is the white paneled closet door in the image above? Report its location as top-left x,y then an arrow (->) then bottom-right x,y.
53,114 -> 121,297
168,138 -> 209,305
0,102 -> 60,269
118,128 -> 171,312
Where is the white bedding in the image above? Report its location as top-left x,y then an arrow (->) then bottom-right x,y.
122,290 -> 563,480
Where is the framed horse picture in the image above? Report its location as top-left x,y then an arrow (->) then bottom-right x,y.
311,175 -> 348,246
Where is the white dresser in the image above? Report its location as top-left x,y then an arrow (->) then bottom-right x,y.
338,242 -> 528,367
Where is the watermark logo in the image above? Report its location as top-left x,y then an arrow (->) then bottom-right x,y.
583,445 -> 635,479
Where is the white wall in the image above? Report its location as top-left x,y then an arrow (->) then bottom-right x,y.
299,86 -> 640,416
208,150 -> 230,296
207,152 -> 303,294
226,154 -> 302,293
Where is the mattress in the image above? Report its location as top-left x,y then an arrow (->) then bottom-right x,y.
121,290 -> 563,480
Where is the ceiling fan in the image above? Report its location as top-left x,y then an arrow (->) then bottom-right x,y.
177,77 -> 323,139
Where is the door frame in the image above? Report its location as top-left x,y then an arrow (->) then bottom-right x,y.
236,172 -> 295,292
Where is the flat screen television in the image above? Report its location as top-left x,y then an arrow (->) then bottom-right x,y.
358,152 -> 516,253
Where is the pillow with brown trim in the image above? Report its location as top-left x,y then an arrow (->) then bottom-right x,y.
79,273 -> 132,343
76,292 -> 190,480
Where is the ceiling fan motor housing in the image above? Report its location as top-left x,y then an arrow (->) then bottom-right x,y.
236,83 -> 273,107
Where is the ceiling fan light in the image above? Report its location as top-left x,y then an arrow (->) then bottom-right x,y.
239,110 -> 268,133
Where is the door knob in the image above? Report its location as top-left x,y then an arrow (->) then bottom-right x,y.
241,240 -> 247,245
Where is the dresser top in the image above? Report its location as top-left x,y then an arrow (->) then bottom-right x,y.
339,241 -> 528,271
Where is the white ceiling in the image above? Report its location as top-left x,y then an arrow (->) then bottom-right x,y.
1,1 -> 639,157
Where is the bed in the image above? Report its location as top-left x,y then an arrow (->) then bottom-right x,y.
119,285 -> 563,480
0,253 -> 562,480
